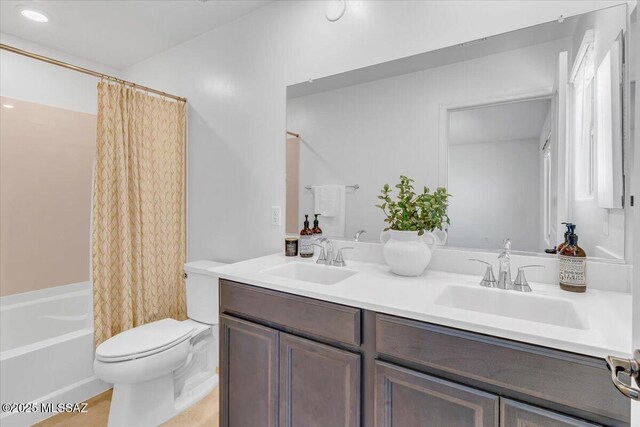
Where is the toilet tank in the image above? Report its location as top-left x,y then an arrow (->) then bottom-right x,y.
184,260 -> 227,325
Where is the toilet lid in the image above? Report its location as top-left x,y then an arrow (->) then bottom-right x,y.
96,318 -> 194,362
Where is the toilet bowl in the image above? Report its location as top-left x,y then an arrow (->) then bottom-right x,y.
94,261 -> 224,427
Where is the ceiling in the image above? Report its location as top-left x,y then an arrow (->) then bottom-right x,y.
0,1 -> 271,69
449,98 -> 551,146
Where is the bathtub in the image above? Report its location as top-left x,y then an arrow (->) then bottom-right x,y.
0,282 -> 110,426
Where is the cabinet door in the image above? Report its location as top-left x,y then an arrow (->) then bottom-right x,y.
279,333 -> 360,427
500,399 -> 601,427
375,361 -> 499,427
220,314 -> 279,427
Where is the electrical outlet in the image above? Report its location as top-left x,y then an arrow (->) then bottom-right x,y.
271,206 -> 281,226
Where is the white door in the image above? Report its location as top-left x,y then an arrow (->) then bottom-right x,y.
628,11 -> 639,425
630,36 -> 640,424
605,13 -> 639,425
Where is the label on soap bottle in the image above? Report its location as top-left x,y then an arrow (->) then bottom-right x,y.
299,235 -> 313,256
559,255 -> 586,288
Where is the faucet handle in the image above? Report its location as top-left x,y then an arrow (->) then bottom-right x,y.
334,247 -> 354,267
312,243 -> 326,264
469,259 -> 497,288
512,265 -> 545,292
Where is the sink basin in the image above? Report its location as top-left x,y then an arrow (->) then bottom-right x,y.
261,262 -> 358,285
434,286 -> 589,329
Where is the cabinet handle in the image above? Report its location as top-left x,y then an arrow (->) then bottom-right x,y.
606,350 -> 640,400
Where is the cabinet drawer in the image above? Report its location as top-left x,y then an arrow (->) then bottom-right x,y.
500,399 -> 601,427
375,314 -> 628,425
376,361 -> 498,427
220,280 -> 361,346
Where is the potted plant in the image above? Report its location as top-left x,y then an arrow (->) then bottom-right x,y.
376,175 -> 450,276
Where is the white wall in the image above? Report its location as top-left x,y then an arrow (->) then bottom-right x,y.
286,39 -> 564,243
449,139 -> 540,252
0,33 -> 120,114
122,0 -> 630,263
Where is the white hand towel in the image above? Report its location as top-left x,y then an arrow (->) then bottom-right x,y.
313,185 -> 346,237
314,185 -> 343,217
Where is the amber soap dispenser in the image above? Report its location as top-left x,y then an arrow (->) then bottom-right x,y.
558,224 -> 586,293
312,214 -> 323,238
299,215 -> 314,258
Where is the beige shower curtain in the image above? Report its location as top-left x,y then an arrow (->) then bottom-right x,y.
93,82 -> 187,346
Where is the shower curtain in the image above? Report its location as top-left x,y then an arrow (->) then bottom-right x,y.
92,82 -> 187,346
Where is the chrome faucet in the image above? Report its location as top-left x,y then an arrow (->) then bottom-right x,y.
333,247 -> 354,267
512,265 -> 545,292
469,238 -> 544,292
354,230 -> 367,242
497,238 -> 512,290
314,237 -> 354,267
315,237 -> 334,265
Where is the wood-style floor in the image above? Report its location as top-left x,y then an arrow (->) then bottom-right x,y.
33,387 -> 219,427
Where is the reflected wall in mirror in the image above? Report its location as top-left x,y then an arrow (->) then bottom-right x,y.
447,97 -> 552,253
286,4 -> 630,261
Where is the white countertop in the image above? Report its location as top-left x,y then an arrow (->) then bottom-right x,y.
210,253 -> 631,359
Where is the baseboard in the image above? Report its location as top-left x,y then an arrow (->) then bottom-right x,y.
0,375 -> 111,427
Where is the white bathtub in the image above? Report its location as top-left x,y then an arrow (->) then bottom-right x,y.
0,282 -> 110,426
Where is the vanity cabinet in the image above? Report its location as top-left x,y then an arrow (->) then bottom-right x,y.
375,361 -> 498,426
500,399 -> 600,427
280,333 -> 360,427
220,315 -> 278,427
220,279 -> 362,427
219,280 -> 629,427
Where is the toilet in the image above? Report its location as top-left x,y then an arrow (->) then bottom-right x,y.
94,260 -> 224,427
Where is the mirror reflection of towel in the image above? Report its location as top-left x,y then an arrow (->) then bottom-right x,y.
313,185 -> 346,237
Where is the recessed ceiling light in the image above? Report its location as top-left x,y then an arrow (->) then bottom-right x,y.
20,8 -> 49,23
3,104 -> 15,109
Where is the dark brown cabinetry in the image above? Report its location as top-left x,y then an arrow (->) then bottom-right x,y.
375,361 -> 498,427
500,399 -> 600,427
220,314 -> 278,427
280,333 -> 360,427
220,280 -> 629,427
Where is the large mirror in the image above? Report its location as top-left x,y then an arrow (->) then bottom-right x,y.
286,4 -> 630,261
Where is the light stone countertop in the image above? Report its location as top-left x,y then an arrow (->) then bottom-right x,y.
208,253 -> 631,359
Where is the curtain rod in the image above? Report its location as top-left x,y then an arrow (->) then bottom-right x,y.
0,43 -> 187,102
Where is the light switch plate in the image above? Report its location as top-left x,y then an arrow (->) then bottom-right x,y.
271,206 -> 281,226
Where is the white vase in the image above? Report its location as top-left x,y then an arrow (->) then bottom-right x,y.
380,229 -> 447,276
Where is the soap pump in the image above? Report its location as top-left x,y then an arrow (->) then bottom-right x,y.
557,222 -> 574,253
559,225 -> 586,293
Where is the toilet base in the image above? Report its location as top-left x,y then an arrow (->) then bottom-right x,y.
108,374 -> 175,427
107,372 -> 219,427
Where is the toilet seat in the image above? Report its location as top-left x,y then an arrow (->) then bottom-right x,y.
96,318 -> 194,362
